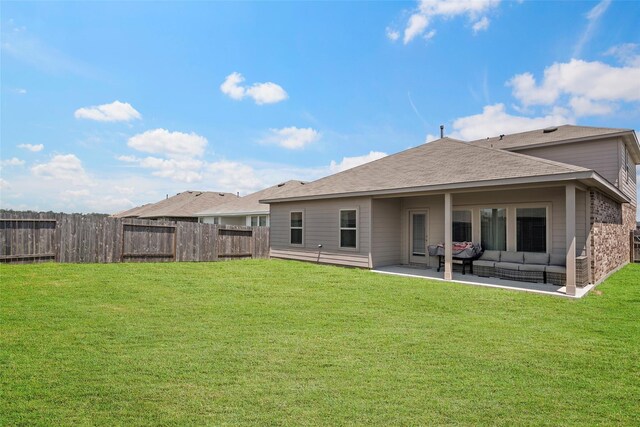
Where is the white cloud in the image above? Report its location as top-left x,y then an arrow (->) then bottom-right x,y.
425,134 -> 438,143
220,72 -> 288,105
386,27 -> 400,41
207,161 -> 263,193
117,154 -> 204,183
568,97 -> 615,117
120,129 -> 209,182
31,154 -> 88,181
508,58 -> 640,118
0,178 -> 9,190
246,82 -> 288,105
128,129 -> 207,159
220,72 -> 246,100
264,127 -> 320,149
74,100 -> 141,122
18,143 -> 44,152
604,43 -> 640,67
472,16 -> 490,33
329,151 -> 388,173
116,155 -> 137,162
1,157 -> 25,167
401,0 -> 501,44
449,103 -> 572,141
138,157 -> 204,183
404,14 -> 429,44
573,0 -> 611,58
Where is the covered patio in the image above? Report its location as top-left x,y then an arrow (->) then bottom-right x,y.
372,264 -> 594,298
369,182 -> 605,297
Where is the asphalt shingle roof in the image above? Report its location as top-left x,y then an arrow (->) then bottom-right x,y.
469,124 -> 631,150
113,191 -> 235,218
263,138 -> 590,202
196,181 -> 306,216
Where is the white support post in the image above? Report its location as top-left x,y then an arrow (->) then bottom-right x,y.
444,193 -> 452,280
566,183 -> 577,296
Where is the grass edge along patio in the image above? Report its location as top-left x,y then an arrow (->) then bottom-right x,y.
262,125 -> 639,297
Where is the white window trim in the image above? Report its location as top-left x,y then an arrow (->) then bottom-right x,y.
249,215 -> 268,227
289,210 -> 304,246
339,208 -> 359,251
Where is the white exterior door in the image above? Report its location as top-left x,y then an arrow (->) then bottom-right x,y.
409,210 -> 428,264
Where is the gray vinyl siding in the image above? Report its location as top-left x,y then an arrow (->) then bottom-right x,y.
270,197 -> 371,268
517,138 -> 620,186
619,140 -> 638,205
370,198 -> 402,268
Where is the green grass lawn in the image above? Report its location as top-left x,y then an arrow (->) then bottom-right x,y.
1,260 -> 639,426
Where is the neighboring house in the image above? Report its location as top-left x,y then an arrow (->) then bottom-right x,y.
113,191 -> 235,222
262,125 -> 639,296
196,180 -> 306,226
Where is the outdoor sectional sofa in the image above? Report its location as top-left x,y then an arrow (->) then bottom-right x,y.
474,251 -> 568,286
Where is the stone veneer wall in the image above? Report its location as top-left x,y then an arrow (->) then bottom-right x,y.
589,190 -> 636,283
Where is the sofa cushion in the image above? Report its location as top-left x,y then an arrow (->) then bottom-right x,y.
500,251 -> 524,264
549,254 -> 566,266
519,263 -> 547,272
523,252 -> 549,265
546,265 -> 567,274
474,260 -> 495,268
495,262 -> 522,270
479,250 -> 500,262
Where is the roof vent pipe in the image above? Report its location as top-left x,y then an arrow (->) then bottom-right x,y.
440,125 -> 444,138
499,134 -> 505,140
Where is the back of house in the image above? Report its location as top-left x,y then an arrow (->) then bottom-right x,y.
261,124 -> 639,295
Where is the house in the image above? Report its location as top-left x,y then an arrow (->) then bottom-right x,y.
261,125 -> 639,296
112,190 -> 235,222
196,180 -> 306,226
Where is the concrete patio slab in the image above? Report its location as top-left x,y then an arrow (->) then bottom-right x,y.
372,265 -> 593,298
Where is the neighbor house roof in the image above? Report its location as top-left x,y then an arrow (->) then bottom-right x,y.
469,124 -> 634,151
112,203 -> 154,218
196,180 -> 306,217
113,191 -> 235,219
261,137 -> 627,203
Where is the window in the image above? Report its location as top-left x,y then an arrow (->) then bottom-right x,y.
481,208 -> 506,251
452,210 -> 472,242
250,215 -> 268,227
516,207 -> 547,253
290,212 -> 303,245
339,209 -> 357,249
625,147 -> 631,183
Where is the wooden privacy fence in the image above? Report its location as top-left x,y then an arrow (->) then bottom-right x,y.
0,211 -> 269,264
634,230 -> 640,263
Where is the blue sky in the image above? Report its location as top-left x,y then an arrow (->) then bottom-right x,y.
1,0 -> 639,214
